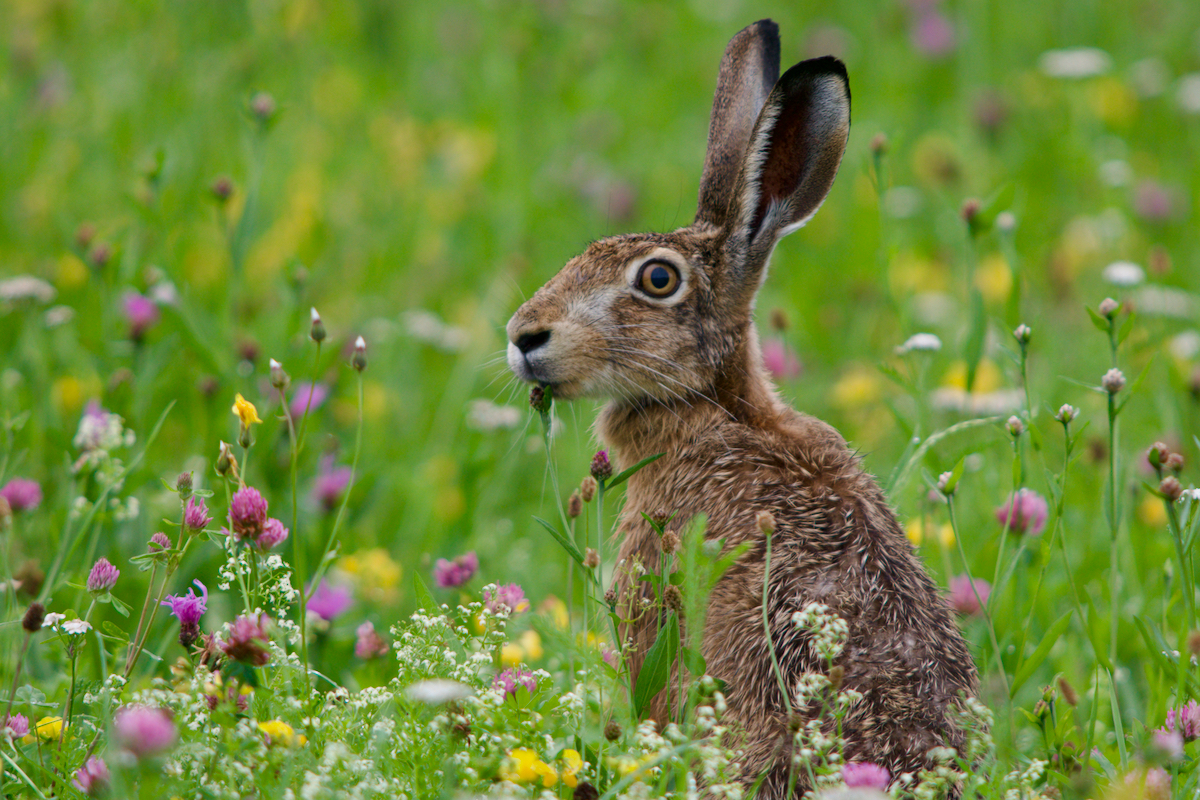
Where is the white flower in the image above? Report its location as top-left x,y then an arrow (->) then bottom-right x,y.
44,612 -> 66,627
1181,488 -> 1200,502
465,399 -> 521,432
405,679 -> 472,705
62,619 -> 92,635
1102,261 -> 1145,287
0,276 -> 56,303
896,333 -> 942,354
1098,160 -> 1132,187
1177,73 -> 1200,115
1039,47 -> 1111,79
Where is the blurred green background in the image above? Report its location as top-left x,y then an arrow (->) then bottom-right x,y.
3,0 -> 1200,758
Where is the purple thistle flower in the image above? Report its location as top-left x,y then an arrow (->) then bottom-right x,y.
228,486 -> 268,542
148,532 -> 172,552
843,761 -> 891,791
121,291 -> 161,341
492,667 -> 537,701
355,621 -> 389,659
590,450 -> 612,481
114,705 -> 177,757
484,583 -> 529,615
289,382 -> 329,420
73,755 -> 110,796
162,580 -> 207,647
257,518 -> 289,551
86,558 -> 120,594
1164,699 -> 1200,742
307,580 -> 353,621
433,552 -> 478,588
184,497 -> 212,533
0,478 -> 42,512
949,575 -> 991,617
995,489 -> 1049,536
311,454 -> 352,513
220,614 -> 271,666
4,713 -> 29,739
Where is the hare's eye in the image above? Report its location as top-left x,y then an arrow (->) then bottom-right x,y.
637,261 -> 680,298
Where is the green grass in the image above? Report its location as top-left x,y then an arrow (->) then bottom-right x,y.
2,0 -> 1200,796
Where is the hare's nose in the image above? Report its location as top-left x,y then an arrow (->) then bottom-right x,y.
513,329 -> 551,355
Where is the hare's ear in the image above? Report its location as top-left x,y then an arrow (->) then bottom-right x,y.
726,56 -> 850,262
694,19 -> 781,229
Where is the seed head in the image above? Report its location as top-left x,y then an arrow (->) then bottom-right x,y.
664,584 -> 683,613
22,602 -> 45,632
1098,297 -> 1120,318
828,664 -> 844,692
579,476 -> 597,502
1160,476 -> 1183,502
351,336 -> 367,372
603,588 -> 618,608
309,308 -> 326,343
589,450 -> 612,481
1056,676 -> 1078,706
603,720 -> 622,741
269,359 -> 289,391
567,491 -> 583,519
1101,368 -> 1126,395
755,510 -> 776,535
661,531 -> 680,555
583,548 -> 600,569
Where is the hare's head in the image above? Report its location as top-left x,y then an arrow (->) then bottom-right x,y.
507,20 -> 850,408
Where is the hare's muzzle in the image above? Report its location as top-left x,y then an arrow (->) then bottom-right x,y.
505,324 -> 552,384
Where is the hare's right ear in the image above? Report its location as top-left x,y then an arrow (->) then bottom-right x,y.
694,19 -> 781,230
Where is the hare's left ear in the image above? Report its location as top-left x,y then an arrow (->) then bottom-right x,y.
725,57 -> 850,269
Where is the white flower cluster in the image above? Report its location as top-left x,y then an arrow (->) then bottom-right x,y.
792,603 -> 849,661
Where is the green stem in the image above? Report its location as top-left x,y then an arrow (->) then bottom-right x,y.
762,530 -> 792,723
949,497 -> 1011,703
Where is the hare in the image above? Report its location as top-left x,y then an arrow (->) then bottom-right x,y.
505,19 -> 978,797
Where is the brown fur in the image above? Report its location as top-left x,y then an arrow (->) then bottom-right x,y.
505,20 -> 978,797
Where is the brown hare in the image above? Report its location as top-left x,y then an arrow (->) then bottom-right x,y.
505,19 -> 978,797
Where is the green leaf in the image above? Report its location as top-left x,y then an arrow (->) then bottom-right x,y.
108,595 -> 132,618
532,516 -> 586,568
707,542 -> 751,591
964,289 -> 986,393
633,612 -> 679,718
101,621 -> 130,644
413,572 -> 437,613
680,646 -> 706,677
1085,305 -> 1111,332
1010,610 -> 1072,697
608,453 -> 665,490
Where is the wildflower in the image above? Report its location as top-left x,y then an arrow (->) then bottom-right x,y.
312,454 -> 352,512
22,602 -> 45,632
1102,367 -> 1126,394
1160,476 -> 1183,502
602,646 -> 619,670
1164,699 -> 1200,741
114,705 -> 177,757
604,720 -> 622,741
257,518 -> 289,551
1055,404 -> 1079,423
1006,416 -> 1024,437
936,470 -> 957,496
289,381 -> 329,419
1039,47 -> 1112,79
216,441 -> 236,477
122,291 -> 160,340
24,716 -> 64,743
1013,324 -> 1032,345
1133,180 -> 1180,224
310,307 -> 326,343
762,338 -> 802,379
1152,729 -> 1184,761
1098,297 -> 1121,318
501,748 -> 558,787
307,580 -> 353,621
580,476 -> 597,502
336,548 -> 401,603
43,612 -> 65,628
184,497 -> 211,534
996,489 -> 1048,535
405,679 -> 472,705
62,619 -> 92,635
228,486 -> 268,541
73,756 -> 110,796
0,275 -> 55,303
162,580 -> 208,648
664,584 -> 684,613
590,450 -> 613,481
1123,767 -> 1171,800
351,336 -> 367,372
484,583 -> 529,615
948,575 -> 991,616
561,749 -> 584,788
493,667 -> 537,701
148,532 -> 171,552
433,552 -> 478,588
1102,260 -> 1146,287
86,558 -> 120,595
896,332 -> 943,355
905,519 -> 954,548
268,358 -> 289,391
910,11 -> 956,58
258,720 -> 302,747
4,713 -> 29,739
843,761 -> 890,791
661,531 -> 680,554
231,393 -> 263,428
0,478 -> 42,512
220,614 -> 271,667
354,621 -> 389,659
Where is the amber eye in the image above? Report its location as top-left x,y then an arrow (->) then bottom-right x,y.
637,261 -> 680,298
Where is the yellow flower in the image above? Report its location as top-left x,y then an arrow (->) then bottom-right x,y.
905,519 -> 955,548
974,253 -> 1012,304
336,548 -> 402,603
561,749 -> 584,788
23,716 -> 64,743
831,365 -> 883,409
541,596 -> 569,629
607,755 -> 654,781
501,748 -> 557,786
519,630 -> 543,661
232,394 -> 263,427
942,359 -> 1003,394
501,641 -> 524,666
1138,494 -> 1167,527
258,720 -> 303,746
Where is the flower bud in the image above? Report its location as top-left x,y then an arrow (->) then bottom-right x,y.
961,197 -> 982,225
309,308 -> 326,343
1098,297 -> 1120,318
603,720 -> 622,741
769,308 -> 789,332
210,176 -> 234,202
1148,442 -> 1170,470
1160,476 -> 1183,502
351,336 -> 367,372
603,589 -> 618,607
269,358 -> 290,391
1101,368 -> 1126,395
583,548 -> 600,569
1013,324 -> 1032,345
250,91 -> 276,122
828,665 -> 844,693
1055,404 -> 1079,423
1165,453 -> 1185,473
936,470 -> 957,496
216,441 -> 236,477
89,243 -> 111,269
1006,416 -> 1024,437
567,491 -> 583,519
529,385 -> 550,413
590,450 -> 612,481
149,532 -> 172,552
579,476 -> 597,502
176,472 -> 193,500
661,531 -> 680,555
870,132 -> 888,155
22,602 -> 45,632
995,211 -> 1016,232
755,510 -> 776,535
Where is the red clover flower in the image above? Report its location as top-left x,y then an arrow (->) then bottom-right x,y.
114,706 -> 177,758
73,756 -> 110,796
0,478 -> 42,512
493,667 -> 537,701
355,621 -> 389,659
184,497 -> 211,534
86,558 -> 120,595
995,489 -> 1049,536
949,575 -> 991,617
220,614 -> 272,666
4,713 -> 29,739
311,454 -> 351,513
843,762 -> 890,791
307,580 -> 353,621
257,518 -> 289,551
433,552 -> 478,589
484,583 -> 529,616
228,486 -> 268,541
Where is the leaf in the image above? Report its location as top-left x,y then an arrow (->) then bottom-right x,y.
101,621 -> 130,645
707,542 -> 751,591
608,453 -> 665,490
532,516 -> 587,570
1085,305 -> 1111,333
1084,593 -> 1113,671
680,646 -> 706,676
1010,610 -> 1072,697
108,595 -> 132,618
413,572 -> 437,613
633,612 -> 679,718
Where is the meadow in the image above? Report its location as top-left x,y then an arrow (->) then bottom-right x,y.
2,0 -> 1200,797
